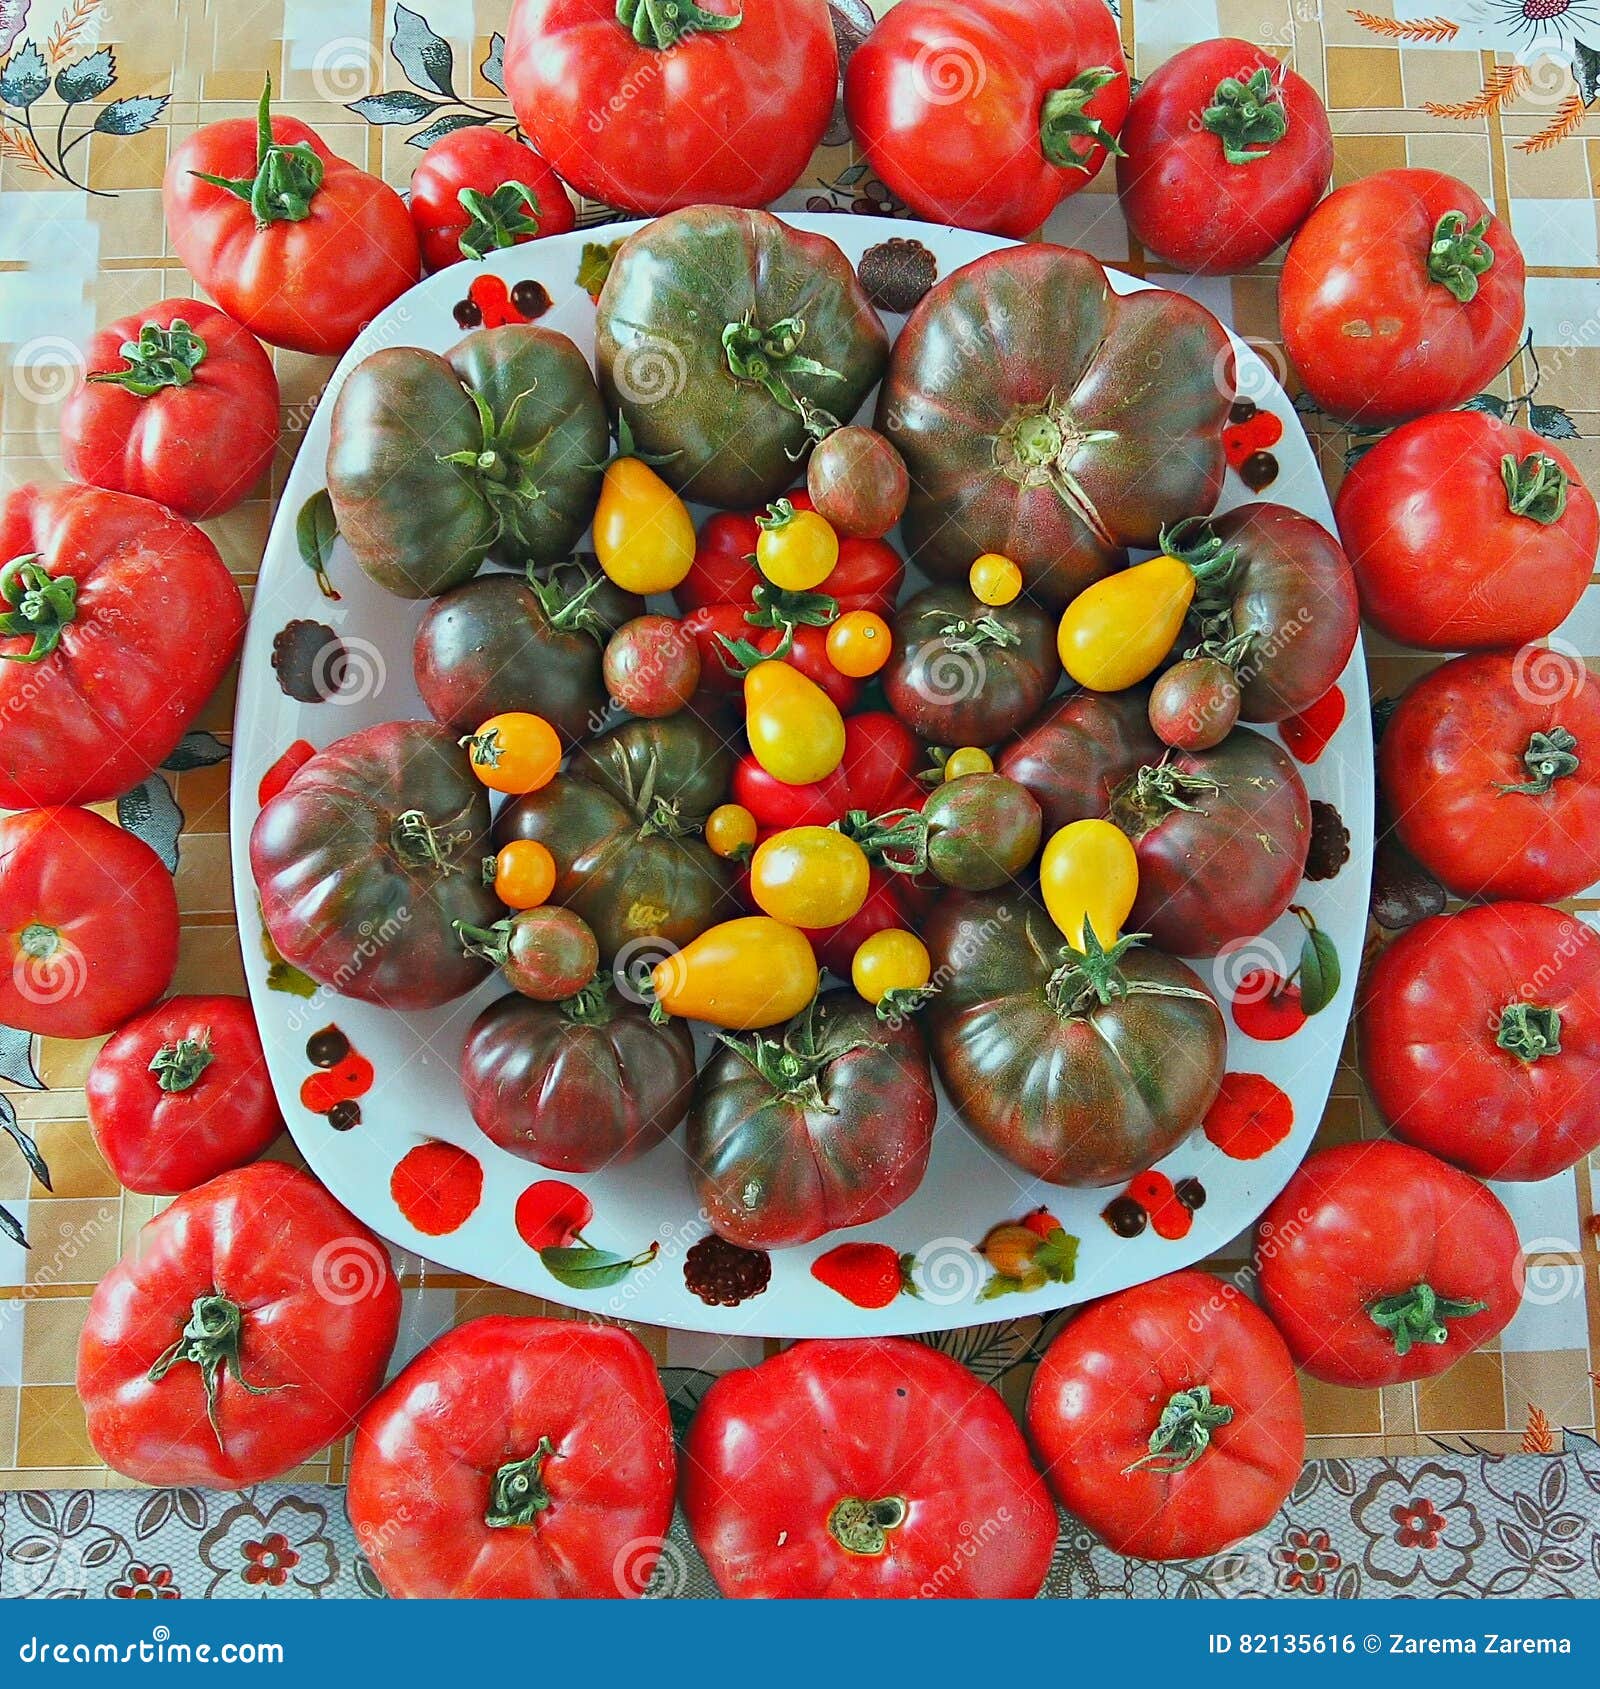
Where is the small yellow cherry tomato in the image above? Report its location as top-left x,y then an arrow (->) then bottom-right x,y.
851,928 -> 932,1006
491,839 -> 557,909
1057,554 -> 1195,692
943,745 -> 993,781
651,917 -> 819,1030
749,827 -> 871,928
744,659 -> 845,786
593,456 -> 695,594
969,552 -> 1023,607
755,499 -> 839,591
705,803 -> 758,860
464,711 -> 561,794
825,609 -> 892,678
1040,819 -> 1139,952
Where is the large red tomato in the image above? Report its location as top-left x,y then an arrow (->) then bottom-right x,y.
683,1338 -> 1057,1597
1361,902 -> 1600,1182
1379,647 -> 1600,902
349,1316 -> 676,1598
0,482 -> 245,811
60,299 -> 279,520
1280,168 -> 1525,426
845,0 -> 1128,237
77,1162 -> 401,1486
1117,39 -> 1332,273
1336,409 -> 1598,649
1256,1141 -> 1523,1388
408,125 -> 575,272
163,81 -> 418,356
86,995 -> 281,1195
0,808 -> 178,1041
1027,1269 -> 1304,1560
504,0 -> 837,215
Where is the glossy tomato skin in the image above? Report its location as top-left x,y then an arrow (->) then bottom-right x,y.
1186,502 -> 1358,721
461,989 -> 696,1172
1113,727 -> 1311,956
1335,410 -> 1598,649
687,991 -> 936,1247
1280,169 -> 1525,427
413,562 -> 642,741
926,894 -> 1226,1184
683,1338 -> 1056,1598
60,300 -> 279,519
597,208 -> 888,508
409,125 -> 575,271
505,0 -> 836,214
328,326 -> 608,597
350,1315 -> 675,1598
0,483 -> 245,811
494,715 -> 737,961
0,808 -> 178,1041
251,721 -> 502,1010
1257,1141 -> 1522,1388
885,584 -> 1060,746
1116,40 -> 1332,273
163,107 -> 418,357
1379,649 -> 1600,902
1028,1269 -> 1305,1560
881,245 -> 1233,603
999,686 -> 1163,834
1361,902 -> 1600,1181
845,0 -> 1129,237
86,995 -> 281,1196
78,1162 -> 401,1487
732,709 -> 922,830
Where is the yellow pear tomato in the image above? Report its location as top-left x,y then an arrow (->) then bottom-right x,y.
593,456 -> 695,594
1056,555 -> 1195,691
744,659 -> 845,786
1040,820 -> 1139,952
750,828 -> 870,928
651,917 -> 819,1030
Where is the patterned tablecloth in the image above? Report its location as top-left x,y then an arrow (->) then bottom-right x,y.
1,0 -> 1599,1597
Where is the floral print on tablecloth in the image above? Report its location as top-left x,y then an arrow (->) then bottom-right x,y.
5,1414 -> 1599,1600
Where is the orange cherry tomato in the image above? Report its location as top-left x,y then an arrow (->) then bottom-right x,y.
705,803 -> 758,860
491,839 -> 557,909
826,609 -> 893,678
463,711 -> 561,795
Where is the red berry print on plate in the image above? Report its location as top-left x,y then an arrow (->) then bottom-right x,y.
452,274 -> 551,330
811,1241 -> 915,1309
1280,684 -> 1345,764
514,1179 -> 594,1251
1128,1170 -> 1192,1240
258,739 -> 315,806
1203,1072 -> 1295,1160
391,1141 -> 484,1236
298,1024 -> 374,1128
1231,971 -> 1307,1041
